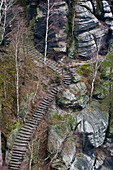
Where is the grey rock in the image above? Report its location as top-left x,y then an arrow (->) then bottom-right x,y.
93,87 -> 105,100
57,82 -> 89,109
74,5 -> 99,33
70,150 -> 96,170
71,0 -> 112,58
35,0 -> 68,56
7,123 -> 22,149
72,72 -> 82,83
77,101 -> 108,147
93,136 -> 113,170
68,40 -> 76,59
69,82 -> 87,95
48,127 -> 76,170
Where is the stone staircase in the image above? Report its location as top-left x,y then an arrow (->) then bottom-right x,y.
24,42 -> 72,86
8,42 -> 72,169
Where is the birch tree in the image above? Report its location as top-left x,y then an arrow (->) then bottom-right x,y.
44,0 -> 50,66
10,15 -> 27,117
38,0 -> 63,66
0,132 -> 2,168
0,0 -> 14,44
90,34 -> 104,100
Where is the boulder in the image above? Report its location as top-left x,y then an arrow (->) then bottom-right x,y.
77,101 -> 108,148
70,150 -> 96,170
93,87 -> 105,100
71,72 -> 82,83
7,122 -> 22,149
57,82 -> 89,109
48,127 -> 76,170
93,136 -> 113,170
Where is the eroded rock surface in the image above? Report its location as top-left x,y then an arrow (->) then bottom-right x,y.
77,101 -> 108,148
57,81 -> 89,109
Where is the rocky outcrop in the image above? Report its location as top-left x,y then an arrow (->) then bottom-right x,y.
77,101 -> 108,148
47,99 -> 108,169
47,68 -> 109,170
35,0 -> 68,58
27,0 -> 113,60
70,0 -> 112,59
57,82 -> 89,109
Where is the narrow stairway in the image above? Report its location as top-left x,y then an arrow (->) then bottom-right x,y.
8,42 -> 72,169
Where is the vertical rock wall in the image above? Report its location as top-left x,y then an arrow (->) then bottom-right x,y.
27,0 -> 113,60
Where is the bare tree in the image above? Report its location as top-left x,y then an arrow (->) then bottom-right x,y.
0,0 -> 14,44
90,34 -> 104,100
37,0 -> 66,65
0,131 -> 3,168
44,0 -> 50,66
10,14 -> 27,117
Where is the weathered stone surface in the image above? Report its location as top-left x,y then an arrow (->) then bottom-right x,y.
77,101 -> 108,148
48,126 -> 76,170
7,124 -> 22,149
71,72 -> 82,83
74,4 -> 99,33
70,150 -> 96,170
48,99 -> 109,170
35,0 -> 68,56
93,136 -> 113,170
72,0 -> 112,58
57,82 -> 89,109
93,87 -> 105,100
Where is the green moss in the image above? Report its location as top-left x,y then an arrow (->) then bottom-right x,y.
81,64 -> 91,71
30,16 -> 36,26
95,0 -> 102,15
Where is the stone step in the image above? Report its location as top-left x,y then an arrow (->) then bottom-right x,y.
10,155 -> 22,161
36,108 -> 44,112
16,136 -> 30,141
13,142 -> 28,147
12,146 -> 26,151
38,104 -> 48,109
17,133 -> 32,138
9,161 -> 22,165
24,122 -> 36,128
10,155 -> 22,159
32,113 -> 43,118
20,127 -> 33,133
26,118 -> 37,125
40,101 -> 50,107
15,138 -> 29,144
42,98 -> 51,103
47,93 -> 55,99
9,165 -> 20,170
12,150 -> 25,154
63,76 -> 71,79
32,116 -> 43,121
34,111 -> 43,116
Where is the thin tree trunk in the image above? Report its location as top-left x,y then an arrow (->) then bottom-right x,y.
15,43 -> 19,117
0,131 -> 3,168
1,0 -> 7,41
44,0 -> 50,66
90,37 -> 99,100
90,67 -> 98,100
0,0 -> 4,24
106,67 -> 113,136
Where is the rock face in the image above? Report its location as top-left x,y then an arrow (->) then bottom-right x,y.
57,81 -> 89,109
28,0 -> 113,60
77,101 -> 108,148
47,100 -> 108,170
34,0 -> 68,58
70,0 -> 112,59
